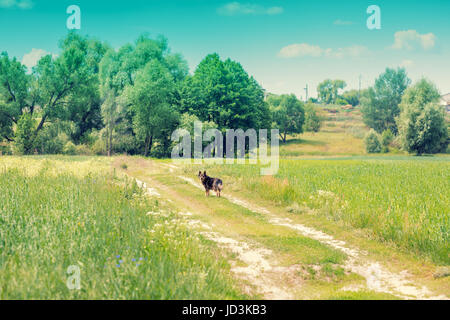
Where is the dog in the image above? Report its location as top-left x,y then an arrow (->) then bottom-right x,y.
198,171 -> 223,197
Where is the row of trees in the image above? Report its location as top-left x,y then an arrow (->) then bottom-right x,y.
3,32 -> 444,156
266,94 -> 321,143
1,32 -> 321,156
315,79 -> 363,107
361,68 -> 448,155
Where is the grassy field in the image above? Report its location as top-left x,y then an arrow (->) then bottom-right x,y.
280,108 -> 368,157
187,156 -> 450,265
0,107 -> 448,299
0,157 -> 244,299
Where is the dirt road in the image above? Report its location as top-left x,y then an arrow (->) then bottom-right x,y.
116,157 -> 449,300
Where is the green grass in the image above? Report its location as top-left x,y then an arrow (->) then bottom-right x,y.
189,157 -> 450,265
0,167 -> 244,299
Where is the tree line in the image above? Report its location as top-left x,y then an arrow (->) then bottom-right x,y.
1,32 -> 322,157
314,69 -> 449,155
1,32 -> 446,157
360,68 -> 448,155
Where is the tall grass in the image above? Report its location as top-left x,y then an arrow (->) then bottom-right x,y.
0,168 -> 244,299
193,158 -> 450,264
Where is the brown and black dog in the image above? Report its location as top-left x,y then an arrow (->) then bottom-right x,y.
198,171 -> 223,197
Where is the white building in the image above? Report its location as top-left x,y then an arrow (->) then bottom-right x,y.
440,93 -> 450,113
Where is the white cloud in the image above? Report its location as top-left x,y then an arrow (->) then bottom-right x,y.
0,0 -> 34,9
278,43 -> 323,58
21,48 -> 54,72
329,45 -> 369,58
400,59 -> 414,68
334,19 -> 354,26
391,30 -> 436,51
278,43 -> 369,59
217,2 -> 283,16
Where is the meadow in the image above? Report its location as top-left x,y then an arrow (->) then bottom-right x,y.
0,157 -> 244,299
190,157 -> 450,265
280,108 -> 368,157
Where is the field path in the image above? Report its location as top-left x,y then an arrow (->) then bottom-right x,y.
116,157 -> 448,300
133,174 -> 296,299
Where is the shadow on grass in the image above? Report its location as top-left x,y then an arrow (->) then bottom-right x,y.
282,138 -> 327,146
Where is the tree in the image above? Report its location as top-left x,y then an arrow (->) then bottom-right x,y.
33,32 -> 100,138
63,36 -> 108,143
267,93 -> 305,143
317,79 -> 346,104
101,88 -> 122,156
125,60 -> 179,156
14,113 -> 36,154
342,89 -> 361,106
364,129 -> 381,153
99,34 -> 188,156
396,79 -> 448,155
0,52 -> 30,142
303,102 -> 321,132
1,32 -> 100,148
180,53 -> 270,133
361,68 -> 410,134
381,129 -> 394,153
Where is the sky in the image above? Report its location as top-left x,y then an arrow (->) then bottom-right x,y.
1,0 -> 449,99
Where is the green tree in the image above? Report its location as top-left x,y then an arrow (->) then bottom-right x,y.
62,35 -> 108,143
267,93 -> 305,143
396,79 -> 448,155
342,89 -> 362,106
361,68 -> 411,134
381,129 -> 394,153
180,53 -> 270,132
99,34 -> 188,156
364,129 -> 382,153
125,60 -> 179,156
14,113 -> 36,154
0,52 -> 30,142
303,102 -> 321,132
317,79 -> 346,104
101,88 -> 122,156
33,32 -> 100,138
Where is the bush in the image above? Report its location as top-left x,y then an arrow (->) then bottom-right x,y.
113,133 -> 140,154
35,125 -> 66,155
397,79 -> 448,155
335,98 -> 348,105
303,103 -> 322,133
381,129 -> 394,153
75,144 -> 93,155
364,130 -> 382,153
0,144 -> 12,155
63,141 -> 77,155
14,113 -> 36,155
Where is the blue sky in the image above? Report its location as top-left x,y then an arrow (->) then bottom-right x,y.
1,0 -> 449,98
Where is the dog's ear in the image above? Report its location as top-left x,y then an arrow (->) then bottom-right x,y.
198,171 -> 201,175
204,171 -> 206,175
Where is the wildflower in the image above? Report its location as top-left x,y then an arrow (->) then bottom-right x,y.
132,258 -> 136,262
139,257 -> 144,261
116,255 -> 120,258
116,264 -> 120,267
119,260 -> 123,264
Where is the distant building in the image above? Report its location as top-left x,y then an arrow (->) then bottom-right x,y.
440,93 -> 450,113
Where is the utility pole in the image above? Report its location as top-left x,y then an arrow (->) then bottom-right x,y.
304,84 -> 308,102
358,75 -> 362,105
